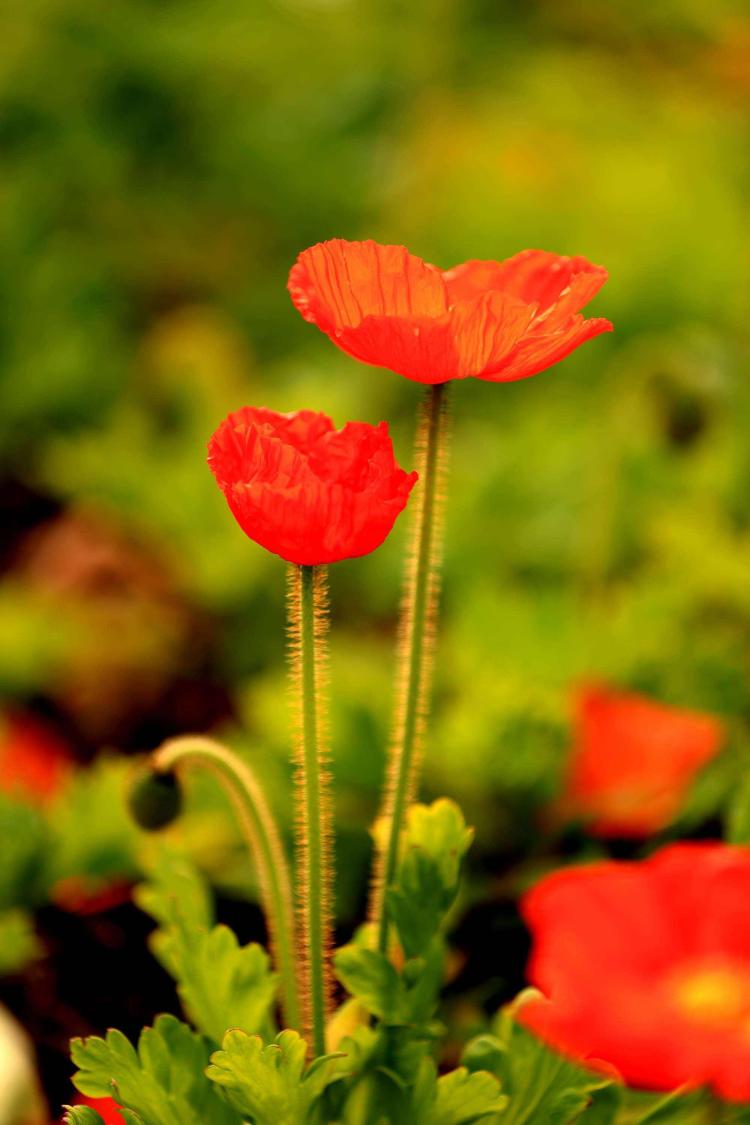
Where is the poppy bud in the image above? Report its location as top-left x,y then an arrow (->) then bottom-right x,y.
128,769 -> 182,831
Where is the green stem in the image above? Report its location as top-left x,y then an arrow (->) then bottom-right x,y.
288,563 -> 333,1057
151,735 -> 301,1032
370,382 -> 450,954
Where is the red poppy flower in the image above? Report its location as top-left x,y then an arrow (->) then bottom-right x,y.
288,239 -> 611,384
562,685 -> 723,838
70,1095 -> 125,1123
208,406 -> 417,565
0,711 -> 73,805
519,843 -> 750,1100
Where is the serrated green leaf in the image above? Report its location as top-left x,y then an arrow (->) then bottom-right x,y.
335,945 -> 408,1023
135,852 -> 213,974
412,1058 -> 506,1124
71,1013 -> 241,1125
136,857 -> 276,1042
64,1109 -> 143,1125
386,801 -> 473,960
63,1109 -> 107,1125
491,1012 -> 616,1124
172,922 -> 276,1044
406,801 -> 474,885
206,1028 -> 343,1124
461,1034 -> 506,1077
387,852 -> 448,960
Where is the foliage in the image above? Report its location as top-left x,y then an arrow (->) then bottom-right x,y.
136,854 -> 277,1044
71,1014 -> 241,1125
206,1028 -> 343,1123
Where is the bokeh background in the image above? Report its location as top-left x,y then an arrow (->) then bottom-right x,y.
2,0 -> 750,1113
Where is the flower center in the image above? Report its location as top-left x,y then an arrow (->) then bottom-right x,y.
669,961 -> 750,1030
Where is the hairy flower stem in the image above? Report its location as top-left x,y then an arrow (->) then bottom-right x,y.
287,563 -> 333,1057
371,381 -> 451,954
151,734 -> 301,1032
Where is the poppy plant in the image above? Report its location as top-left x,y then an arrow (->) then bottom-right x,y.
562,684 -> 723,837
208,405 -> 416,1058
288,239 -> 611,385
207,405 -> 416,566
289,238 -> 612,957
519,843 -> 750,1100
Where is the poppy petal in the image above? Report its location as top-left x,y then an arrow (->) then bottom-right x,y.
288,239 -> 448,334
479,315 -> 612,383
444,249 -> 608,315
333,314 -> 458,384
450,290 -> 537,379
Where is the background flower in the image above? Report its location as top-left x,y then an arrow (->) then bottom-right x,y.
560,684 -> 724,837
520,843 -> 750,1100
288,240 -> 610,384
0,712 -> 73,806
207,407 -> 417,565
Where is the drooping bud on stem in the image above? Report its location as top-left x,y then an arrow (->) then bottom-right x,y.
141,735 -> 301,1033
128,768 -> 182,831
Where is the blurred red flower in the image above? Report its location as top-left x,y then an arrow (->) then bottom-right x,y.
519,843 -> 750,1100
0,711 -> 73,805
288,239 -> 611,384
208,406 -> 417,565
563,685 -> 723,837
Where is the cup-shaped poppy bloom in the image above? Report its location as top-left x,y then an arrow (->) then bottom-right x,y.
288,239 -> 611,384
519,843 -> 750,1100
562,685 -> 723,838
208,406 -> 417,565
0,711 -> 73,805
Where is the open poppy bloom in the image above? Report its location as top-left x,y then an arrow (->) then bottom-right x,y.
562,684 -> 723,837
0,711 -> 74,805
288,239 -> 611,384
519,843 -> 750,1100
208,406 -> 417,565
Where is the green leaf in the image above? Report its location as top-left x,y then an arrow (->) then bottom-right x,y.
334,945 -> 408,1023
412,1058 -> 506,1124
206,1028 -> 343,1124
633,1086 -> 715,1123
405,801 -> 474,886
0,908 -> 41,975
461,1035 -> 506,1077
64,1109 -> 144,1125
135,852 -> 213,954
386,801 -> 473,960
63,1110 -> 106,1125
71,1013 -> 241,1125
136,856 -> 276,1042
489,1011 -> 616,1124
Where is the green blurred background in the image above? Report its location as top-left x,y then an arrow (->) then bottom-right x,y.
3,0 -> 750,919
